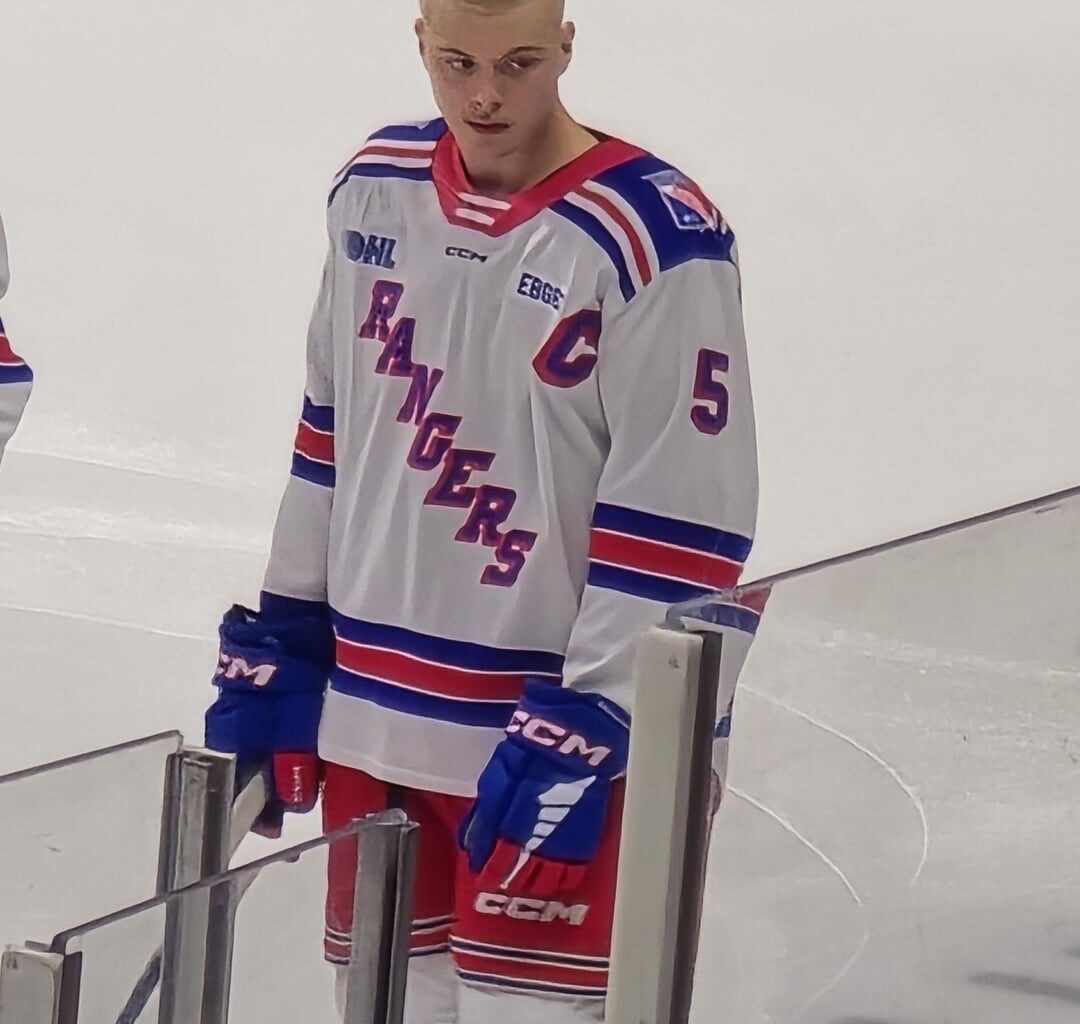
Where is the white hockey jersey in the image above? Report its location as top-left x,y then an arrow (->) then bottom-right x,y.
0,213 -> 33,463
262,119 -> 761,796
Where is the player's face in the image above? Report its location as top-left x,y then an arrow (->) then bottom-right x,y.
417,1 -> 573,159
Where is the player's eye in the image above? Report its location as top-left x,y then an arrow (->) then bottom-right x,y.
505,57 -> 541,73
445,56 -> 475,73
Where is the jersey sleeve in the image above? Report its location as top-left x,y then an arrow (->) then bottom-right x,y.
560,233 -> 760,724
0,215 -> 33,464
261,242 -> 337,603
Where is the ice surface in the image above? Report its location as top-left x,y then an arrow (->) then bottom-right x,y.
3,452 -> 1079,1022
695,491 -> 1080,1023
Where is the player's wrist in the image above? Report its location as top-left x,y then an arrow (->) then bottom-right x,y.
506,679 -> 631,781
213,596 -> 333,695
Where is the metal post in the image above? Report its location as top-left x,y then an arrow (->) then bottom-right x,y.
606,626 -> 724,1024
0,948 -> 65,1024
156,748 -> 237,1024
671,629 -> 724,1021
343,812 -> 420,1024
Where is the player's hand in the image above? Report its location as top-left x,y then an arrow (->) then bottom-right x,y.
458,681 -> 630,898
204,597 -> 333,837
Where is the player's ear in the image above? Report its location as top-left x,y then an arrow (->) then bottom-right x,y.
559,22 -> 575,68
415,17 -> 428,59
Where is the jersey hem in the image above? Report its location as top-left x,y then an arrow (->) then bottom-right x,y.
317,741 -> 479,799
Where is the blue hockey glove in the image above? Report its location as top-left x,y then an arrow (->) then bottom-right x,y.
459,680 -> 630,897
205,593 -> 333,836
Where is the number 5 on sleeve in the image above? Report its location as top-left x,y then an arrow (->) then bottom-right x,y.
691,348 -> 730,435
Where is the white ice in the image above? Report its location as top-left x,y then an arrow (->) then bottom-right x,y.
3,454 -> 1080,1023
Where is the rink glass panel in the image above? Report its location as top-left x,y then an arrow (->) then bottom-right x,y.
0,732 -> 181,947
692,492 -> 1080,1023
49,819 -> 373,1024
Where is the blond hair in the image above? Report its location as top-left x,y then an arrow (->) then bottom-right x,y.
419,0 -> 565,17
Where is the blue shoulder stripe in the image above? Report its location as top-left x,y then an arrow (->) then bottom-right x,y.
329,164 -> 432,208
594,155 -> 736,272
550,200 -> 637,302
368,119 -> 448,144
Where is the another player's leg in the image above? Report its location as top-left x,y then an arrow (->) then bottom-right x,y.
323,761 -> 464,1024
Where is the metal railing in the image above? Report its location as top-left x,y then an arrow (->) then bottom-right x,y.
0,746 -> 418,1024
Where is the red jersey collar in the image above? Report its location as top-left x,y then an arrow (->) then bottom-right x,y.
432,127 -> 645,236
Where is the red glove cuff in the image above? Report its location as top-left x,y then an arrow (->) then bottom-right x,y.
273,751 -> 320,813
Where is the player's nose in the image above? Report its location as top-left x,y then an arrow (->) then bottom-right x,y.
467,67 -> 504,114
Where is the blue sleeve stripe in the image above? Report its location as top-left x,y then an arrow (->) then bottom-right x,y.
330,669 -> 518,729
332,611 -> 565,676
593,503 -> 752,563
291,453 -> 336,488
369,119 -> 448,144
676,599 -> 763,636
0,365 -> 33,385
301,397 -> 334,433
329,164 -> 434,207
550,200 -> 636,302
587,564 -> 762,635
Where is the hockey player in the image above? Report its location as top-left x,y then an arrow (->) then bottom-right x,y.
0,212 -> 33,465
205,1 -> 761,1020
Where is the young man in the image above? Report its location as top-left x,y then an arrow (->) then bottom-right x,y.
0,212 -> 33,465
206,1 -> 761,1021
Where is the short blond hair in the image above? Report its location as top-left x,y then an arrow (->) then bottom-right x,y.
420,0 -> 565,17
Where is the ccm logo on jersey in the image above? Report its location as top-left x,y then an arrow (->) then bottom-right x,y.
506,711 -> 612,767
216,653 -> 277,689
474,893 -> 589,926
446,246 -> 489,263
344,230 -> 398,269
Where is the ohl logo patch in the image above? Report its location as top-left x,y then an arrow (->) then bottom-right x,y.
646,169 -> 725,233
343,230 -> 399,269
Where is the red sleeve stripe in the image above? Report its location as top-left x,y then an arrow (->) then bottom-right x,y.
0,333 -> 26,366
294,421 -> 334,466
589,528 -> 742,590
336,638 -> 531,702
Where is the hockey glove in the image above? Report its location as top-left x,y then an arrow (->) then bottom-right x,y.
205,593 -> 334,838
459,680 -> 630,898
